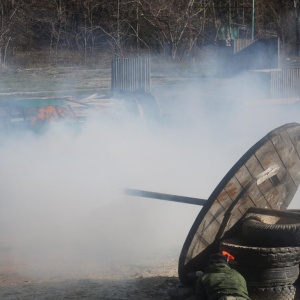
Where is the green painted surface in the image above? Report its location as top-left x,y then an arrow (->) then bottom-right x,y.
2,98 -> 68,108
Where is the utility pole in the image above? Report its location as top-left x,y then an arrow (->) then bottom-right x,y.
136,0 -> 139,53
294,0 -> 300,55
251,0 -> 255,40
117,0 -> 120,55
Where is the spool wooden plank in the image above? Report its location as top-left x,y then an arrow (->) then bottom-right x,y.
276,130 -> 300,185
216,184 -> 244,232
254,140 -> 296,209
222,176 -> 245,215
178,123 -> 300,285
208,201 -> 225,224
185,212 -> 220,264
287,126 -> 300,155
245,155 -> 277,208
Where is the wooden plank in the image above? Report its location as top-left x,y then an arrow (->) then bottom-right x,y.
187,213 -> 221,261
272,129 -> 300,186
224,176 -> 243,200
235,165 -> 253,187
233,165 -> 268,211
245,186 -> 270,210
236,195 -> 254,215
217,177 -> 245,227
254,139 -> 297,209
287,126 -> 300,157
245,155 -> 273,209
208,201 -> 225,224
222,176 -> 246,218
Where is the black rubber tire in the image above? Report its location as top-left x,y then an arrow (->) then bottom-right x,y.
116,93 -> 142,119
242,217 -> 300,247
233,264 -> 299,287
248,285 -> 296,300
136,93 -> 161,121
287,209 -> 300,213
220,238 -> 300,268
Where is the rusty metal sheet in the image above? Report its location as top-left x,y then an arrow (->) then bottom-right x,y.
178,123 -> 300,285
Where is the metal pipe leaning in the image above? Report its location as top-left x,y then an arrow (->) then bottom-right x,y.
124,188 -> 207,206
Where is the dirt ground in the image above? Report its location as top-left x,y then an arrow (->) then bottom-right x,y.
0,255 -> 179,299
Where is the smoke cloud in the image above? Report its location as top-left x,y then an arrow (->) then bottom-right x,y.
0,73 -> 299,279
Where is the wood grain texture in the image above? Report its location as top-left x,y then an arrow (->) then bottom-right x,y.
179,123 -> 300,285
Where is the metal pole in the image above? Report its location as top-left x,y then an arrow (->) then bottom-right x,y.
252,0 -> 255,40
124,188 -> 207,206
117,0 -> 120,53
136,0 -> 139,53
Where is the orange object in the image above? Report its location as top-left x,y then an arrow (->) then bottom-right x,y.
222,251 -> 235,261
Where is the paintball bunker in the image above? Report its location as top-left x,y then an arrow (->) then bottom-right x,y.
179,122 -> 300,284
127,122 -> 300,299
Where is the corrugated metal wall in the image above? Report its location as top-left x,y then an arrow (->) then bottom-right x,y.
271,69 -> 300,99
250,68 -> 300,99
233,39 -> 253,54
218,38 -> 279,75
111,57 -> 151,95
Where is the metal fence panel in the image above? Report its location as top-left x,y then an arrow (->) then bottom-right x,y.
233,39 -> 253,54
271,69 -> 300,99
111,57 -> 151,95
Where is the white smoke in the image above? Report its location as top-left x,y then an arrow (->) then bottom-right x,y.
0,74 -> 299,279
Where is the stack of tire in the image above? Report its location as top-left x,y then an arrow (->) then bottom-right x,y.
220,213 -> 300,300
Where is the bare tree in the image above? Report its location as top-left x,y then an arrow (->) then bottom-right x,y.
90,0 -> 146,57
138,0 -> 212,61
1,0 -> 300,68
0,0 -> 33,66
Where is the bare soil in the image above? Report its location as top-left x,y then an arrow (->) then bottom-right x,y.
0,255 -> 179,299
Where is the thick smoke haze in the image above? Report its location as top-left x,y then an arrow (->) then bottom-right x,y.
0,75 -> 299,279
